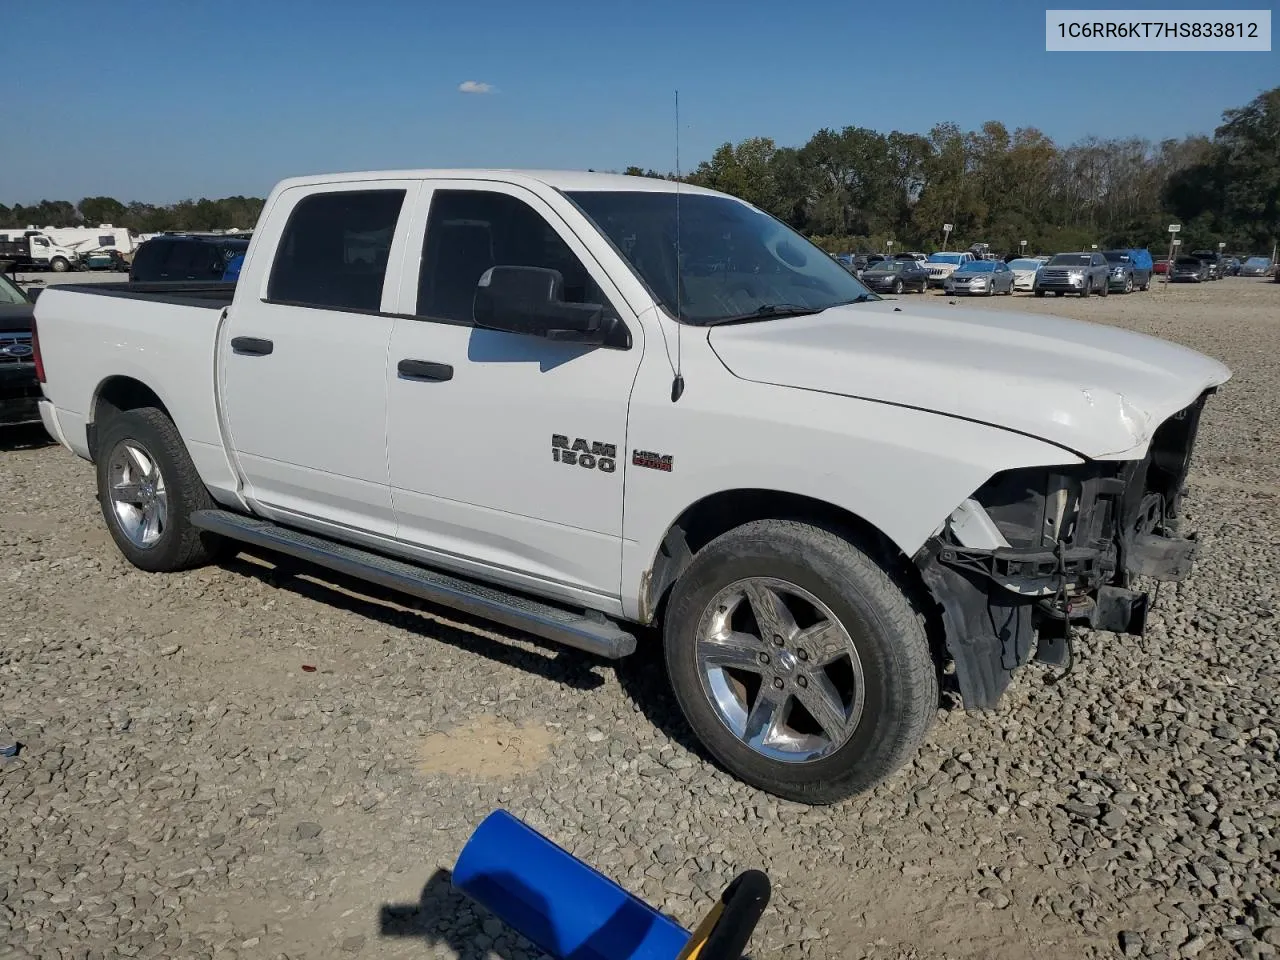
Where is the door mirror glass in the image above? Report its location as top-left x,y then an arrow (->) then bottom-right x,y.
473,265 -> 608,343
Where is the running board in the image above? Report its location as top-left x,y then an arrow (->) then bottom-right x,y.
190,509 -> 636,659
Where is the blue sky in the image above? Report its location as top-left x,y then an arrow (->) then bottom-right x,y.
2,0 -> 1275,204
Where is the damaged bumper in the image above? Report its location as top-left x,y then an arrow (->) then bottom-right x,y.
916,391 -> 1212,710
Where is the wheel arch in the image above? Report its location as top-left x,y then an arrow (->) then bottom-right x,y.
88,375 -> 174,460
640,488 -> 926,627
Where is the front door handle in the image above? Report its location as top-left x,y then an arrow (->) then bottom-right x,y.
398,359 -> 453,382
231,336 -> 274,356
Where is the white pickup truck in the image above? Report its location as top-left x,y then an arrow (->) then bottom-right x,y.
32,169 -> 1230,803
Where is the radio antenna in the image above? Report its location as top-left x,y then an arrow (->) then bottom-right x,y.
671,89 -> 685,403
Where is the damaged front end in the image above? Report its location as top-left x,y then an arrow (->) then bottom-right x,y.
916,390 -> 1213,709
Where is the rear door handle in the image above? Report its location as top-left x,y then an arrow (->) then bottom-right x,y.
397,359 -> 453,382
231,336 -> 273,356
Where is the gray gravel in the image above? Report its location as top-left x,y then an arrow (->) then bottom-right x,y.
1,278 -> 1277,960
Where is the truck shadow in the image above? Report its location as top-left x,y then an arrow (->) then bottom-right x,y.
220,548 -> 607,693
0,424 -> 54,452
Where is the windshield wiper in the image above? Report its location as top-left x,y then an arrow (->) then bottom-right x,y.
702,296 -> 876,326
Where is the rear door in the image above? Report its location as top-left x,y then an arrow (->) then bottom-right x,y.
219,181 -> 418,536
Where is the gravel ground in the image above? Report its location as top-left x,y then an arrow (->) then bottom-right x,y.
1,278 -> 1277,960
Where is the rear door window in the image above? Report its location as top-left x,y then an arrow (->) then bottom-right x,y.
268,190 -> 406,311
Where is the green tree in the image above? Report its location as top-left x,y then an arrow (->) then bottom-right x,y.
78,196 -> 128,225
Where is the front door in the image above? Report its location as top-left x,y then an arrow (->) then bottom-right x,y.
385,182 -> 643,604
220,182 -> 418,536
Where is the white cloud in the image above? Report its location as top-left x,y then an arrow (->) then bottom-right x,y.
458,80 -> 495,95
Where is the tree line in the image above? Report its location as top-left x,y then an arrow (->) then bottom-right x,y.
0,196 -> 264,234
4,86 -> 1275,256
629,85 -> 1279,256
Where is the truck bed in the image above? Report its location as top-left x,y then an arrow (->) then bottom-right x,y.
52,281 -> 237,309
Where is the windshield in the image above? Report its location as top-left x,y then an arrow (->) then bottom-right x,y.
1047,254 -> 1092,267
927,253 -> 964,265
1008,258 -> 1040,271
867,260 -> 903,272
0,274 -> 29,305
1103,251 -> 1130,263
957,261 -> 995,273
1245,257 -> 1271,267
567,191 -> 874,324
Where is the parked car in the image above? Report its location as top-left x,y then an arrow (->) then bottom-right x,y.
1239,256 -> 1272,277
944,259 -> 1015,296
1188,250 -> 1223,280
832,253 -> 855,272
1223,257 -> 1241,277
32,167 -> 1231,803
1006,257 -> 1042,292
922,251 -> 974,287
128,235 -> 250,283
0,272 -> 41,427
859,258 -> 930,294
1171,256 -> 1210,282
895,252 -> 929,263
1153,258 -> 1170,275
1103,249 -> 1154,293
1033,252 -> 1111,297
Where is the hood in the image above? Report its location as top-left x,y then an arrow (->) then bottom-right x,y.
707,301 -> 1231,459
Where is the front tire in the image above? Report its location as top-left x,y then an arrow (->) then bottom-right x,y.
95,407 -> 224,572
51,257 -> 70,273
663,520 -> 937,804
893,279 -> 903,295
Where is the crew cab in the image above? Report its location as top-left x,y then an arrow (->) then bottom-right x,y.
32,170 -> 1231,803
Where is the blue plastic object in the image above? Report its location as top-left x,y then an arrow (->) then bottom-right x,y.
453,810 -> 691,960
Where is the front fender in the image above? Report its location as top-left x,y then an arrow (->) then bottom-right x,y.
619,376 -> 1082,622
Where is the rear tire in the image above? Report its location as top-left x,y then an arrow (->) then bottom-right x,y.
95,407 -> 224,572
663,520 -> 938,804
1034,289 -> 1045,298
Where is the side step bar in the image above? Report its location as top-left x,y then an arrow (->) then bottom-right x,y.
190,509 -> 637,659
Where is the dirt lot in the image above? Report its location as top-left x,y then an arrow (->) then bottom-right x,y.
2,277 -> 1277,960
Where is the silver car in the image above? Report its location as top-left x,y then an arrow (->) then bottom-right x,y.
943,259 -> 1015,296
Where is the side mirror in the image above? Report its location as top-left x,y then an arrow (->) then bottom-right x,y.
473,265 -> 617,346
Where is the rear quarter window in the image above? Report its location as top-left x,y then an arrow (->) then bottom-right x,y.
130,241 -> 170,279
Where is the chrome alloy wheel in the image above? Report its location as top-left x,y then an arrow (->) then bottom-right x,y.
695,577 -> 865,763
107,440 -> 168,548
